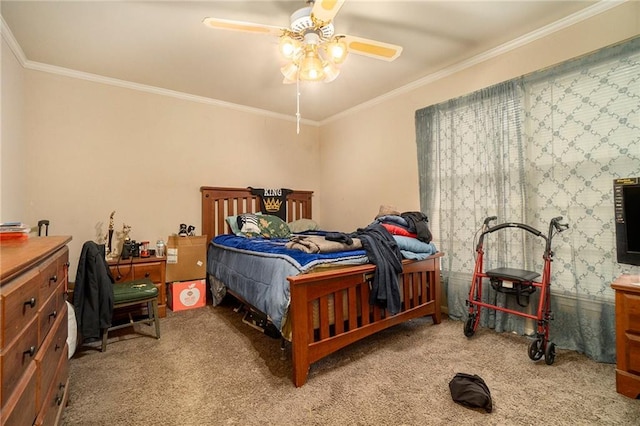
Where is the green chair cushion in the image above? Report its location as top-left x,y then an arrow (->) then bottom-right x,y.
113,278 -> 158,304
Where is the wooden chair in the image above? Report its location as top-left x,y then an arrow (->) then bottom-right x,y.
102,278 -> 160,351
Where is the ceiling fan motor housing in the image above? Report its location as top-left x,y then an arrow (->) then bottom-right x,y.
290,6 -> 334,41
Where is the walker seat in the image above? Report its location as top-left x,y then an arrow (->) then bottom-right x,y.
486,268 -> 540,305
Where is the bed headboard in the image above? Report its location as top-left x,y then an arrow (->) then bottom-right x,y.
200,186 -> 313,239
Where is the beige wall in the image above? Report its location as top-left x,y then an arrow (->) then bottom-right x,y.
11,70 -> 320,280
1,37 -> 26,222
318,1 -> 640,232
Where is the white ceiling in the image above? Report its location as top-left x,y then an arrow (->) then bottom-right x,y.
1,1 -> 606,122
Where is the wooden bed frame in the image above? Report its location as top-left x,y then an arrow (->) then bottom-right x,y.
201,186 -> 443,387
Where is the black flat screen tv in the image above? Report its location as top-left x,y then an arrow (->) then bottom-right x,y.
614,177 -> 640,266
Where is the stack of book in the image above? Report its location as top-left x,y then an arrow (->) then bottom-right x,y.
0,222 -> 31,241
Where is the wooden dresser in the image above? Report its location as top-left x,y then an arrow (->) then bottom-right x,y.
0,236 -> 72,425
611,274 -> 640,399
107,256 -> 167,318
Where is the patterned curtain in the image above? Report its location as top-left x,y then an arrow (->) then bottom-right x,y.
416,37 -> 640,362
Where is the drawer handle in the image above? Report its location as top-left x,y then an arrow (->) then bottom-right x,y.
145,272 -> 150,278
59,382 -> 66,391
23,346 -> 36,357
49,310 -> 58,320
24,297 -> 37,308
50,275 -> 58,283
55,395 -> 63,406
55,343 -> 61,351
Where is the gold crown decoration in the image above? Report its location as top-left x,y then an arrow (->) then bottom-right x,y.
264,197 -> 283,212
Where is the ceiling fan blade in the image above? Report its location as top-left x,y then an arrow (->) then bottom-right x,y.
202,17 -> 285,36
340,35 -> 403,61
311,0 -> 347,23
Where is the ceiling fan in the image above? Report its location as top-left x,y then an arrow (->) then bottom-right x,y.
203,0 -> 403,84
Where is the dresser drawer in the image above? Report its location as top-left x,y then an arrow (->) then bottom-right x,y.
619,292 -> 640,333
626,333 -> 640,375
38,247 -> 68,303
0,316 -> 38,407
110,261 -> 163,283
110,262 -> 133,282
133,262 -> 163,282
0,268 -> 40,349
37,255 -> 59,306
37,281 -> 66,348
34,346 -> 69,426
35,303 -> 67,410
0,362 -> 37,426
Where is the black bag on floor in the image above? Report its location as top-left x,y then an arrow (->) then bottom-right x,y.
449,373 -> 493,413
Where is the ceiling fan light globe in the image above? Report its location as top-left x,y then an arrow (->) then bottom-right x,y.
300,64 -> 324,81
300,58 -> 324,81
279,36 -> 300,59
281,62 -> 299,81
323,62 -> 340,82
327,40 -> 348,64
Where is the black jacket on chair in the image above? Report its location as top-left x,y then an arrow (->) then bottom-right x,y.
73,241 -> 114,341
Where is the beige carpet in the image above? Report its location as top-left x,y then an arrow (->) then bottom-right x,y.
63,300 -> 639,425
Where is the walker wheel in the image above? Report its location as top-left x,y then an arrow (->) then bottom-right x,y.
544,342 -> 556,365
464,317 -> 476,338
528,339 -> 544,361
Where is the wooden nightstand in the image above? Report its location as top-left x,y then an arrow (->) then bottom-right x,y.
611,274 -> 640,399
108,256 -> 167,318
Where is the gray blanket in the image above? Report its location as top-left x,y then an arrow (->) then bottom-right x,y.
286,235 -> 363,253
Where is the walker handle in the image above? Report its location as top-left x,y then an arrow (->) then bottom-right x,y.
551,216 -> 569,232
476,216 -> 498,251
483,216 -> 497,226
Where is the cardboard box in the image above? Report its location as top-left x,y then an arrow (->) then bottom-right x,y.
167,279 -> 206,311
165,235 -> 207,283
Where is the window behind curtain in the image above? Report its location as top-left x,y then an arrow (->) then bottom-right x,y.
416,37 -> 640,362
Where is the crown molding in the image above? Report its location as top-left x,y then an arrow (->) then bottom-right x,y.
23,60 -> 320,126
1,15 -> 27,65
0,14 -> 318,127
321,0 -> 627,125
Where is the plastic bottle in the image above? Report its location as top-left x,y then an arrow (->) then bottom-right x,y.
156,239 -> 165,257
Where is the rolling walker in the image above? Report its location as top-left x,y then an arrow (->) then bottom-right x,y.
464,216 -> 569,364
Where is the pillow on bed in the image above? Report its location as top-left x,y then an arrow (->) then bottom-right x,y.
238,213 -> 261,235
225,215 -> 241,235
225,213 -> 261,235
288,218 -> 319,233
236,214 -> 291,238
256,214 -> 291,238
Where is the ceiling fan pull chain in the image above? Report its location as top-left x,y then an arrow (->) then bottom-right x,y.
296,76 -> 301,135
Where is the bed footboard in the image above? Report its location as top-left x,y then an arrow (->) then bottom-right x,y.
287,253 -> 443,387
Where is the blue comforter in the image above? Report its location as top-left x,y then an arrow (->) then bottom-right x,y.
207,234 -> 368,332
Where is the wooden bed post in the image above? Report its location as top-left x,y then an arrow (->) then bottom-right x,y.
433,257 -> 442,324
289,281 -> 310,387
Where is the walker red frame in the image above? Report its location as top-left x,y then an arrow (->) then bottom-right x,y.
464,216 -> 568,364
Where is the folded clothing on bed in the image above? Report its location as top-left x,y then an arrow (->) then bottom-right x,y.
376,212 -> 433,243
393,235 -> 438,260
380,222 -> 418,238
285,235 -> 362,253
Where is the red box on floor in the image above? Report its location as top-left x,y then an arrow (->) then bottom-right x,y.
167,279 -> 206,312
